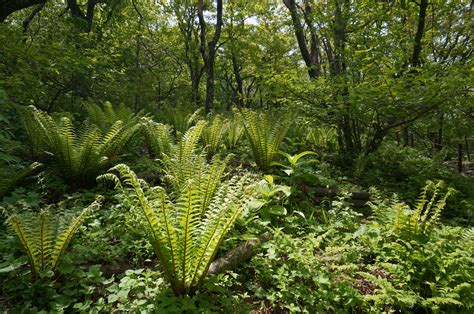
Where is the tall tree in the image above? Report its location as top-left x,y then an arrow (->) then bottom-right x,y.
198,0 -> 224,113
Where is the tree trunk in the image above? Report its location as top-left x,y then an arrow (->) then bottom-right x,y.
231,54 -> 244,109
198,0 -> 223,113
411,0 -> 428,67
458,143 -> 463,172
283,0 -> 320,79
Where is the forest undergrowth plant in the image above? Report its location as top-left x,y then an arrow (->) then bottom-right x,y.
371,180 -> 455,240
3,197 -> 102,278
99,164 -> 255,295
225,116 -> 244,150
0,162 -> 42,198
161,106 -> 203,136
141,117 -> 173,158
17,106 -> 142,188
84,101 -> 136,132
240,109 -> 289,171
201,115 -> 229,159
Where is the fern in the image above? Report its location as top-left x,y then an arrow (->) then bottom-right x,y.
5,197 -> 102,277
201,115 -> 229,159
225,115 -> 245,150
141,117 -> 173,158
85,101 -> 135,132
99,164 -> 254,295
371,180 -> 455,239
0,162 -> 42,198
240,109 -> 289,171
161,106 -> 203,136
17,106 -> 141,187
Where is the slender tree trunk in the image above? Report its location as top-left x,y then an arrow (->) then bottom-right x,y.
465,135 -> 471,161
198,0 -> 223,113
458,143 -> 463,172
283,0 -> 321,79
231,54 -> 244,109
411,0 -> 428,67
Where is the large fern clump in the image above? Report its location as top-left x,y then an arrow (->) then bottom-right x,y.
371,180 -> 455,240
84,101 -> 135,132
225,115 -> 245,150
4,197 -> 102,277
240,109 -> 290,171
141,117 -> 173,158
160,105 -> 203,136
100,120 -> 255,295
201,115 -> 229,159
17,106 -> 142,187
101,163 -> 254,295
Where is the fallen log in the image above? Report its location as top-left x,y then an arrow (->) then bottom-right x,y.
312,187 -> 370,208
207,233 -> 273,275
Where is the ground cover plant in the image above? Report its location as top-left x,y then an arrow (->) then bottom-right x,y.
0,0 -> 472,312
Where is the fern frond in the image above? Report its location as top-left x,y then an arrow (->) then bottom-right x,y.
141,117 -> 173,157
5,197 -> 101,277
240,109 -> 289,171
201,115 -> 229,159
17,106 -> 140,188
103,162 -> 255,295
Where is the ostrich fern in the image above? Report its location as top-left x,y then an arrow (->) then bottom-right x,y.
371,180 -> 455,239
141,117 -> 173,157
85,101 -> 135,131
0,162 -> 42,198
18,106 -> 141,187
225,116 -> 244,150
240,109 -> 289,171
5,197 -> 102,277
161,121 -> 230,214
100,164 -> 254,295
201,115 -> 229,159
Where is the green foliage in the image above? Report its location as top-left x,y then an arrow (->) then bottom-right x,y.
305,126 -> 339,155
371,180 -> 455,240
17,106 -> 142,187
201,115 -> 229,159
224,116 -> 245,150
141,117 -> 173,158
0,162 -> 42,198
160,106 -> 203,136
4,197 -> 102,277
240,109 -> 289,171
85,101 -> 135,132
251,175 -> 291,222
250,230 -> 363,312
100,163 -> 255,295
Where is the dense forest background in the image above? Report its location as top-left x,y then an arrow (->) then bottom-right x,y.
0,0 -> 473,312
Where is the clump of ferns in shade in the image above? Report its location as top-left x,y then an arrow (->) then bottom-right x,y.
100,164 -> 254,295
240,109 -> 290,171
4,197 -> 102,277
17,105 -> 142,188
99,124 -> 256,295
